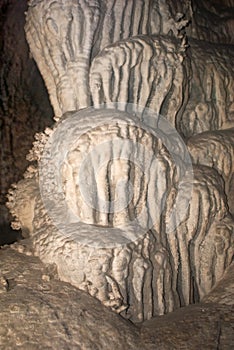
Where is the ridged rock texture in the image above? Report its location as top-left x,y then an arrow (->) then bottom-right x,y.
187,129 -> 234,216
7,109 -> 234,323
6,0 -> 234,324
25,0 -> 190,119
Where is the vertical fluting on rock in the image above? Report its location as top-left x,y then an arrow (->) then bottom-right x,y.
25,0 -> 190,120
5,0 -> 234,323
90,35 -> 189,129
187,129 -> 234,215
25,0 -> 101,117
7,108 -> 234,323
181,39 -> 234,137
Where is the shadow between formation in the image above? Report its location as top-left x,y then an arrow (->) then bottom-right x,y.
0,223 -> 22,246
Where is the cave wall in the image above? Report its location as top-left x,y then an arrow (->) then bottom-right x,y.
187,0 -> 234,44
0,0 -> 53,239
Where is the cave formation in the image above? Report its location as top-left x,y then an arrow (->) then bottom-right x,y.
0,0 -> 234,348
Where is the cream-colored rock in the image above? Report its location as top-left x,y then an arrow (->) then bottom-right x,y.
7,109 -> 234,323
25,0 -> 189,119
187,128 -> 234,215
6,177 -> 39,237
90,35 -> 188,129
181,40 -> 234,136
91,35 -> 234,137
165,165 -> 234,302
25,0 -> 234,134
25,0 -> 100,117
58,110 -> 178,229
6,0 -> 234,325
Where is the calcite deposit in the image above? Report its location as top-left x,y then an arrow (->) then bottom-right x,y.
187,129 -> 234,215
6,0 -> 234,325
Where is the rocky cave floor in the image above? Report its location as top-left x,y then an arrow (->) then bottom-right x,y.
0,241 -> 233,350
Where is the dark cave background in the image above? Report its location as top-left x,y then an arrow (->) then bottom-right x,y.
0,0 -> 233,245
0,0 -> 53,245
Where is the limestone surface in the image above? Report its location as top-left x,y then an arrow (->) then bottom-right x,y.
24,0 -> 190,119
7,109 -> 234,323
6,0 -> 234,327
0,246 -> 140,350
0,246 -> 234,349
187,128 -> 234,215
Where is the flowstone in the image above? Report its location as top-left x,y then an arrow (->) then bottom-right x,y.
6,0 -> 234,324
